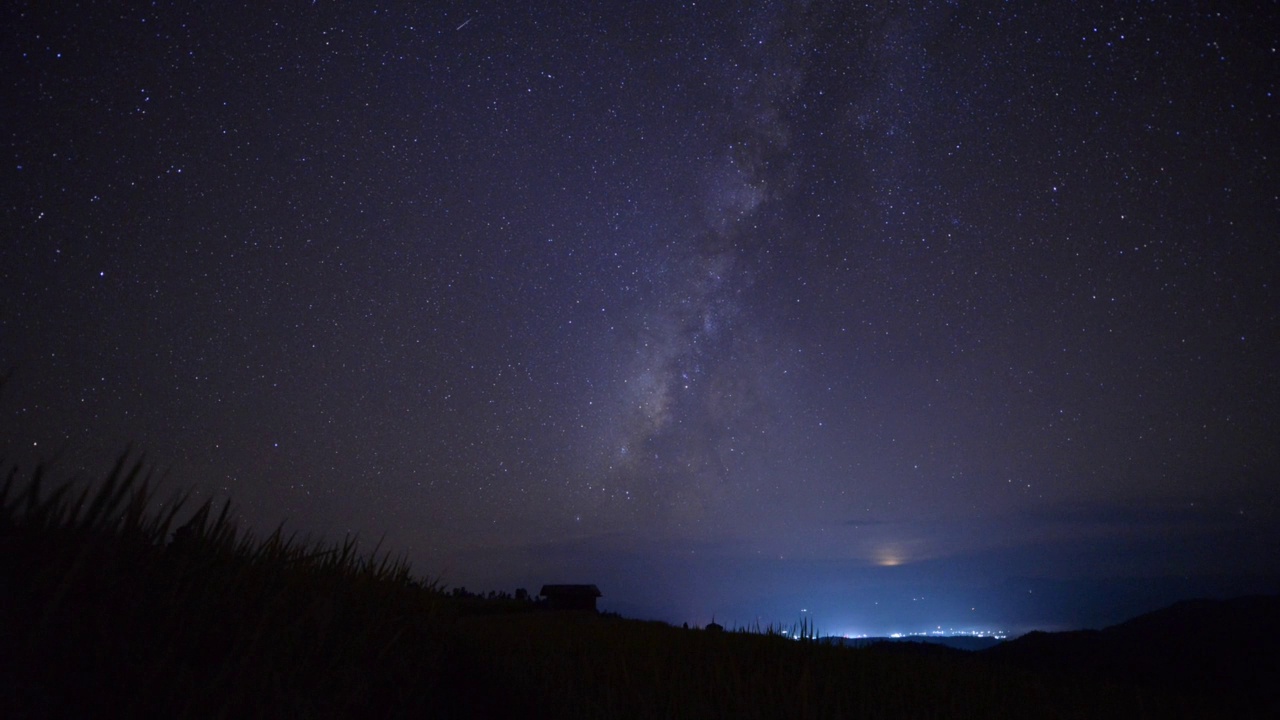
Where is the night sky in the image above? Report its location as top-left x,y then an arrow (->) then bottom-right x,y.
3,1 -> 1277,635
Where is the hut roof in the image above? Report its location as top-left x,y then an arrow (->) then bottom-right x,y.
539,584 -> 602,598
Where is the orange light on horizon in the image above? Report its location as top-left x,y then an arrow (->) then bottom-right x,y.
875,548 -> 904,566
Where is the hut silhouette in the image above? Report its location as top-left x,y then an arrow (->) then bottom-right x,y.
539,584 -> 602,611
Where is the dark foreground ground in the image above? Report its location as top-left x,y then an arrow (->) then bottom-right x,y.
3,458 -> 1277,719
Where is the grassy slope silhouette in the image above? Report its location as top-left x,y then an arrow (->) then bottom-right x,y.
984,595 -> 1280,710
2,454 -> 1274,718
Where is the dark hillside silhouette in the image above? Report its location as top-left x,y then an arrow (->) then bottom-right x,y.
984,595 -> 1280,713
2,455 -> 1271,718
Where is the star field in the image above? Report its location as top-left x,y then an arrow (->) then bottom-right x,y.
2,1 -> 1277,633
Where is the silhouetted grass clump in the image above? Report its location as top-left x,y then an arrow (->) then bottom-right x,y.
1,453 -> 1262,718
1,454 -> 481,718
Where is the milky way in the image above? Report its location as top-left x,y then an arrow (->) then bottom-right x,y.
3,1 -> 1277,633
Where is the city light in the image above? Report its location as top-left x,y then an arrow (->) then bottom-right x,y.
841,627 -> 1008,641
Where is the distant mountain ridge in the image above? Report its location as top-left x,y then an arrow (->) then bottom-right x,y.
983,595 -> 1280,712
